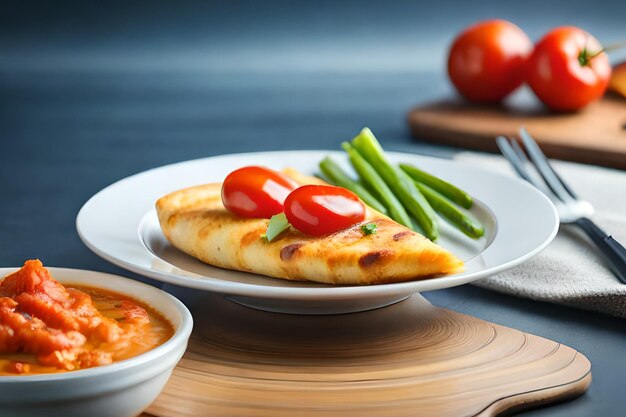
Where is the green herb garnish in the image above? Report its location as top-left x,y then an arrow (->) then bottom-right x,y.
360,223 -> 377,236
264,213 -> 290,242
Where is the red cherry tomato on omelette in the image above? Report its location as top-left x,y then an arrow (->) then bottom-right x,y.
284,185 -> 366,237
221,166 -> 298,218
448,19 -> 532,103
527,26 -> 611,112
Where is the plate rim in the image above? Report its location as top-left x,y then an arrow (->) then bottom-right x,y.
77,149 -> 559,300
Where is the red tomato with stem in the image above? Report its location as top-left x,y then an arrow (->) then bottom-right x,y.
527,26 -> 611,112
221,166 -> 298,218
448,19 -> 532,103
284,185 -> 366,237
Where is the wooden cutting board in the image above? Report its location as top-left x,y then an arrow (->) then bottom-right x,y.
141,290 -> 591,417
408,96 -> 626,169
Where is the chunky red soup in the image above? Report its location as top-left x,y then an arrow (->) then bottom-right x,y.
0,260 -> 174,375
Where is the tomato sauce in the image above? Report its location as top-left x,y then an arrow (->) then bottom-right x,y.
0,260 -> 174,376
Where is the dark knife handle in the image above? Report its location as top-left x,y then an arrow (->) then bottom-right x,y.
575,217 -> 626,284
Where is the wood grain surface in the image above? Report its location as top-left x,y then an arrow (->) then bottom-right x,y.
141,290 -> 591,417
408,96 -> 626,169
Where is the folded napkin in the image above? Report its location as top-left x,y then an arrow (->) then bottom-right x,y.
455,152 -> 626,318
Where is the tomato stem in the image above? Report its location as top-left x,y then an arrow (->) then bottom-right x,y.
578,47 -> 590,66
579,39 -> 626,66
578,46 -> 606,66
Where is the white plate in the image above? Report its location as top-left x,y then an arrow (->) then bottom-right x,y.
77,151 -> 558,314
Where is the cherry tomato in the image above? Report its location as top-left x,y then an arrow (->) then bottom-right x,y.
448,19 -> 532,103
221,166 -> 298,218
284,185 -> 366,237
527,27 -> 611,112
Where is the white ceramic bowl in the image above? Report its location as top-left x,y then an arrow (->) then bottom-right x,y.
0,267 -> 193,417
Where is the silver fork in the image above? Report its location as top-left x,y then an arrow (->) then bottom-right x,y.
496,127 -> 626,284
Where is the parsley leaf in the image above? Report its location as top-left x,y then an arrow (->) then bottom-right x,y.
264,213 -> 290,242
360,223 -> 377,236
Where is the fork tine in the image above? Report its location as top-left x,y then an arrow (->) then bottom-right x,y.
503,136 -> 555,196
495,136 -> 530,180
518,127 -> 577,201
520,128 -> 579,200
510,138 -> 530,165
509,138 -> 560,199
496,136 -> 553,195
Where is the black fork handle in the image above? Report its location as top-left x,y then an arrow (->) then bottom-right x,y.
574,217 -> 626,284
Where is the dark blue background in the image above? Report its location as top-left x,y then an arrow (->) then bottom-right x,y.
1,1 -> 625,415
2,0 -> 625,72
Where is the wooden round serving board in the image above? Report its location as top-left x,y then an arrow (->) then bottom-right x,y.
408,96 -> 626,169
142,290 -> 591,417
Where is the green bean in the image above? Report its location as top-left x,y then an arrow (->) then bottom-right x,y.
400,163 -> 473,209
341,142 -> 413,228
414,181 -> 484,239
319,156 -> 388,215
350,128 -> 438,240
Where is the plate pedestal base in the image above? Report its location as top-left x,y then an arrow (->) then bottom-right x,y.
144,289 -> 591,417
226,293 -> 411,315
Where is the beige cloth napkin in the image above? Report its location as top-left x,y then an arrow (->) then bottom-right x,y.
455,152 -> 626,318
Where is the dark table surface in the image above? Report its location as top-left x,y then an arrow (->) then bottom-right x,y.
3,2 -> 626,413
2,69 -> 625,415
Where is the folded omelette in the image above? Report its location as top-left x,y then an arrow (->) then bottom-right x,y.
156,171 -> 463,285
